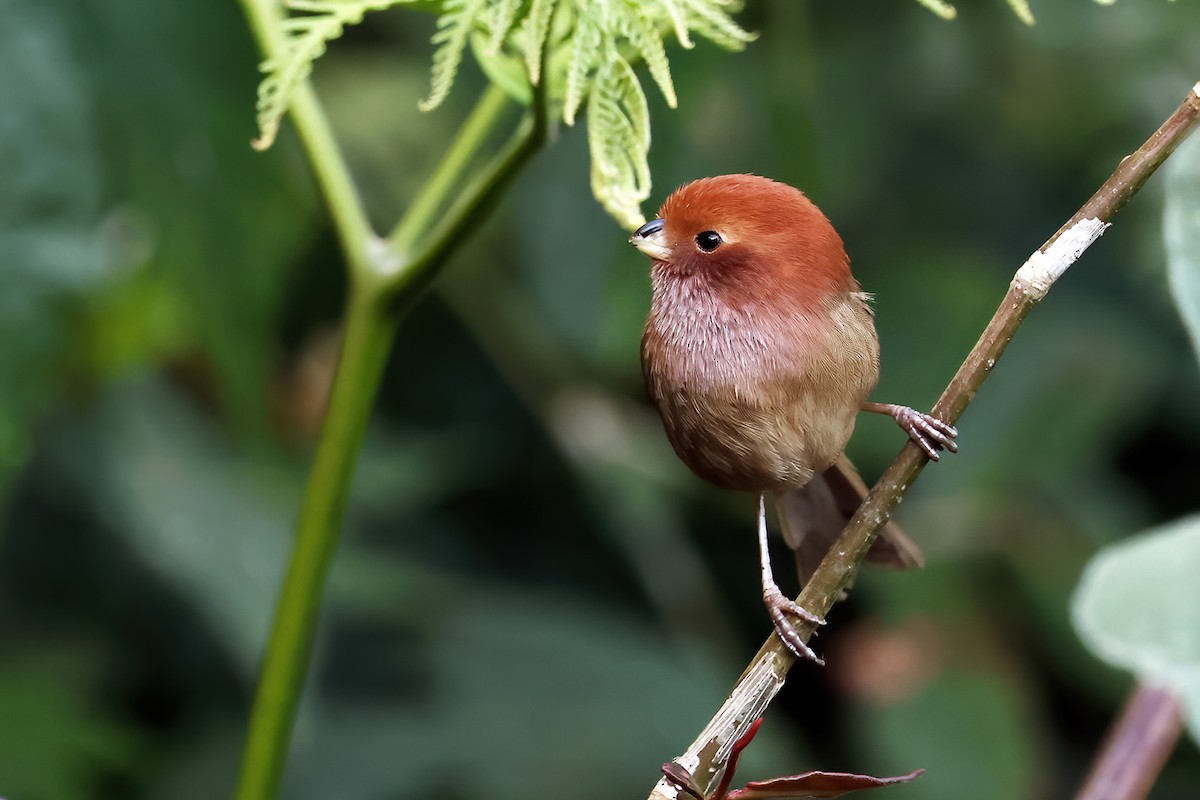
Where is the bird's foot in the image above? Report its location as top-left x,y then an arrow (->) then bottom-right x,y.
865,402 -> 958,460
764,585 -> 825,665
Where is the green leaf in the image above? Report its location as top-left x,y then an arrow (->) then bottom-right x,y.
472,29 -> 533,104
419,0 -> 490,111
0,2 -> 113,491
520,0 -> 558,85
280,593 -> 750,800
560,0 -> 753,226
49,379 -> 292,675
911,0 -> 957,19
253,0 -> 757,225
88,0 -> 318,444
588,54 -> 652,230
563,6 -> 602,125
855,672 -> 1037,800
658,0 -> 694,48
1165,134 -> 1200,369
0,660 -> 137,800
911,0 -> 1163,22
678,0 -> 756,50
45,377 -> 480,678
1005,0 -> 1035,24
617,2 -> 678,109
1072,514 -> 1200,747
483,0 -> 523,53
253,0 -> 417,150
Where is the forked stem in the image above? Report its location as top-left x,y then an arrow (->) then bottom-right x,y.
233,4 -> 547,798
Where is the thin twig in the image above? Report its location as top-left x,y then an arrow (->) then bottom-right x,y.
382,81 -> 548,313
1075,682 -> 1184,800
388,84 -> 514,254
646,81 -> 1200,800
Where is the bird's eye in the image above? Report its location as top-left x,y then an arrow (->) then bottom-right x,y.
695,231 -> 723,252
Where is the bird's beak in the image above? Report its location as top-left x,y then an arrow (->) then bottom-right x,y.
630,218 -> 671,261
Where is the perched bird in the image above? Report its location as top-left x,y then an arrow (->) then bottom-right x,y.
631,174 -> 957,662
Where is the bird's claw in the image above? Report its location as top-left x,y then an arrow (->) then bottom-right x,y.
764,586 -> 825,665
892,406 -> 958,461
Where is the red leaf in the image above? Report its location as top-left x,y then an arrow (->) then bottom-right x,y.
726,769 -> 924,799
713,718 -> 764,800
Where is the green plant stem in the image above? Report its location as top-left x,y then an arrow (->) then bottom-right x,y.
236,100 -> 541,800
238,0 -> 373,271
236,286 -> 395,800
648,82 -> 1200,800
383,82 -> 548,312
389,84 -> 513,254
235,8 -> 386,793
236,109 -> 542,799
234,5 -> 548,799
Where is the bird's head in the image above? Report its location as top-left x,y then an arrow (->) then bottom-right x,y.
630,174 -> 854,308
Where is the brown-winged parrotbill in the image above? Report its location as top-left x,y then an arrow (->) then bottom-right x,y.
631,174 -> 957,662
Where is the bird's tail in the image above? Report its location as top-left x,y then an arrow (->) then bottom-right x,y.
774,455 -> 924,584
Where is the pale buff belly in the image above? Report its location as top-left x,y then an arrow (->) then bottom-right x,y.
653,381 -> 860,493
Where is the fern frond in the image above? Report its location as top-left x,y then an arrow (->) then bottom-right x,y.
915,0 -> 1174,24
610,51 -> 650,151
521,0 -> 559,84
484,0 -> 524,54
588,53 -> 652,230
658,0 -> 694,48
563,8 -> 603,124
915,0 -> 1142,22
911,0 -> 958,19
255,0 -> 758,228
617,4 -> 677,108
254,0 -> 414,150
1006,0 -> 1035,24
679,0 -> 756,50
557,0 -> 752,226
419,0 -> 490,112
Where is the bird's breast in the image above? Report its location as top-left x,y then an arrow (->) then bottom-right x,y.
642,278 -> 797,387
641,278 -> 879,492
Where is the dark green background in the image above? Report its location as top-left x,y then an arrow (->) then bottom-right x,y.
3,1 -> 1200,798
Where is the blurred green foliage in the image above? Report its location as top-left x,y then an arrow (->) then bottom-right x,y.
1066,134 -> 1200,750
3,1 -> 1200,799
252,0 -> 757,228
1073,513 -> 1200,748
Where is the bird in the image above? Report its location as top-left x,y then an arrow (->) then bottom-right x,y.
630,174 -> 957,663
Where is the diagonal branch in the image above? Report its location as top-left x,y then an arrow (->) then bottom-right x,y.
647,81 -> 1200,800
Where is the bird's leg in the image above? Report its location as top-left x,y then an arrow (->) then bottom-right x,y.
861,401 -> 958,461
757,494 -> 825,665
